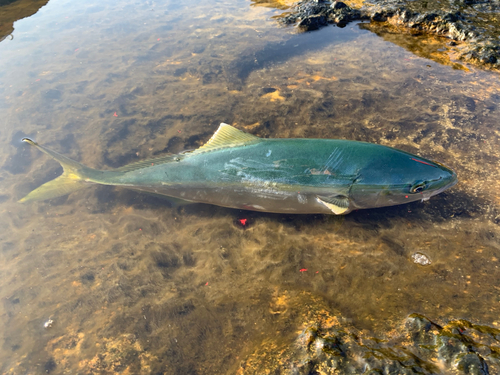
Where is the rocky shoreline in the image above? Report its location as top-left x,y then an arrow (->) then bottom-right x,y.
278,0 -> 500,69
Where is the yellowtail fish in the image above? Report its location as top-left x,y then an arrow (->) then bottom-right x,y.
20,123 -> 457,214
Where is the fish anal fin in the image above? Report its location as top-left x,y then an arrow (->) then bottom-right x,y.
316,195 -> 350,215
192,123 -> 260,154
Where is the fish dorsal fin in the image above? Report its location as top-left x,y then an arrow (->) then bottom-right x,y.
114,154 -> 181,173
316,195 -> 350,215
191,123 -> 260,155
115,124 -> 258,172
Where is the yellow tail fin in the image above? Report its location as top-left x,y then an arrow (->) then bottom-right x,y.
19,138 -> 95,203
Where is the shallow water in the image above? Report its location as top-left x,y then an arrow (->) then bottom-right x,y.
1,0 -> 500,373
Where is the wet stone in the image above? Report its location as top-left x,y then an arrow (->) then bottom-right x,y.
411,252 -> 431,265
405,314 -> 441,347
43,358 -> 57,373
331,1 -> 348,10
243,312 -> 500,374
437,335 -> 468,363
262,87 -> 277,94
81,272 -> 95,283
456,353 -> 489,375
298,14 -> 328,31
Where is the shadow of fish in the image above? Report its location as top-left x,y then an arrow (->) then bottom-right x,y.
19,123 -> 457,215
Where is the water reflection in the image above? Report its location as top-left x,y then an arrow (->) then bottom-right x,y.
0,0 -> 500,373
250,0 -> 295,10
360,22 -> 468,70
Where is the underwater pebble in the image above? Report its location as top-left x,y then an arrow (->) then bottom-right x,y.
412,252 -> 431,266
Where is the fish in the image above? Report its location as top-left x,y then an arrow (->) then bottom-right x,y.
19,123 -> 457,215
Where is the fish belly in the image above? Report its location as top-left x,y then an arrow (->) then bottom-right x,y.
131,183 -> 335,214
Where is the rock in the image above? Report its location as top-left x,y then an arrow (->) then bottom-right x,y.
331,1 -> 348,10
456,353 -> 489,375
298,15 -> 328,31
279,0 -> 362,28
371,11 -> 389,21
241,311 -> 500,374
411,252 -> 431,265
405,314 -> 441,347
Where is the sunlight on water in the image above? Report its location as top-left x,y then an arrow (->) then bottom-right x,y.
1,0 -> 500,373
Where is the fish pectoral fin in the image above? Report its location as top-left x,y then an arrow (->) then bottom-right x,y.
190,123 -> 260,154
316,195 -> 350,215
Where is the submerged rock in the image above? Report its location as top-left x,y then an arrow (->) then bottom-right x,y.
412,252 -> 431,265
240,311 -> 500,374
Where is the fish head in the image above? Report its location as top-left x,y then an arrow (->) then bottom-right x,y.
349,149 -> 457,210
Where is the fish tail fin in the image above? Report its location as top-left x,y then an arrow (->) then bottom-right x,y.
19,138 -> 97,203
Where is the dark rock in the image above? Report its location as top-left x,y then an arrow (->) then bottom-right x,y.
43,358 -> 56,373
242,312 -> 500,374
298,14 -> 328,31
371,11 -> 388,21
81,272 -> 95,283
262,87 -> 277,94
456,353 -> 489,375
405,314 -> 442,347
331,1 -> 348,10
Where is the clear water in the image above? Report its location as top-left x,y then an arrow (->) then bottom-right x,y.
1,0 -> 500,373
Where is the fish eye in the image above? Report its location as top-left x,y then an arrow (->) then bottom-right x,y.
410,182 -> 426,194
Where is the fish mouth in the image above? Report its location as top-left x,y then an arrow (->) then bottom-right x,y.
424,171 -> 458,200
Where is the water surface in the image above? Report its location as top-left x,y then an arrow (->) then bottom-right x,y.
1,0 -> 500,373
